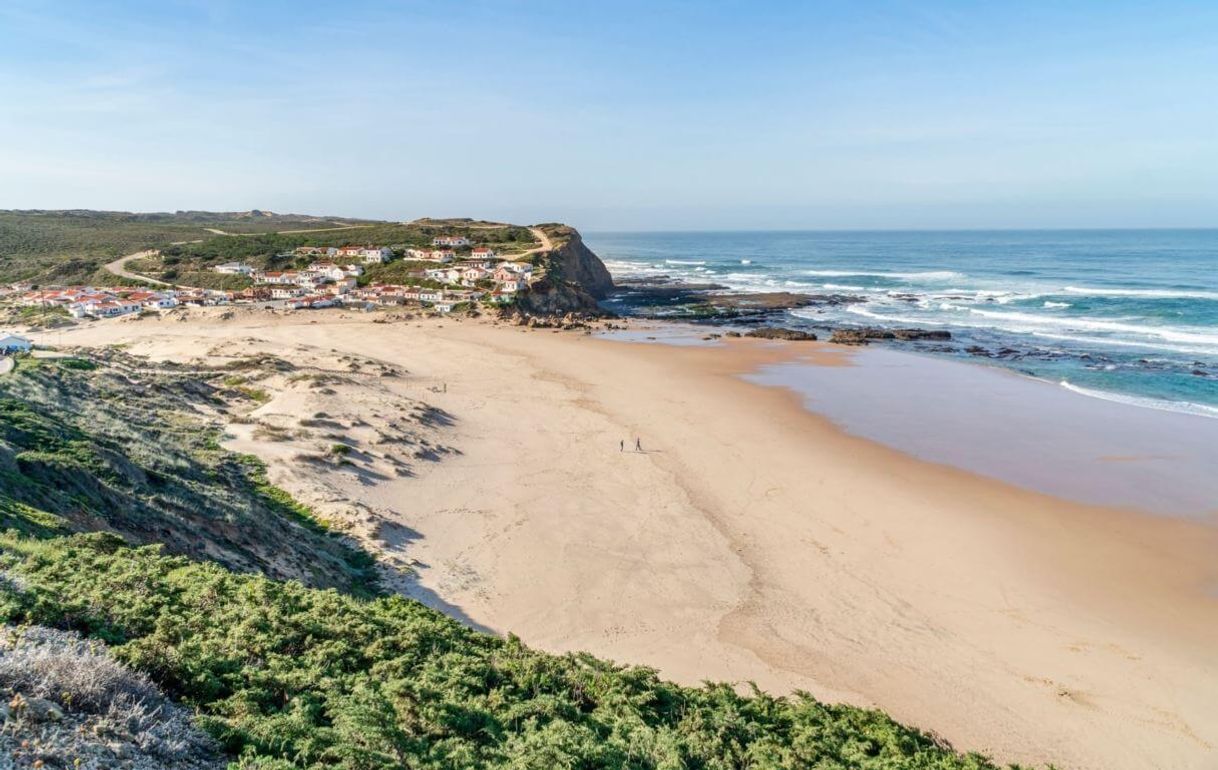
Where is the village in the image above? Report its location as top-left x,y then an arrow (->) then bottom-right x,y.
1,235 -> 538,321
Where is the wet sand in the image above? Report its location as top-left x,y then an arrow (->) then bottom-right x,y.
739,345 -> 1218,516
29,309 -> 1218,770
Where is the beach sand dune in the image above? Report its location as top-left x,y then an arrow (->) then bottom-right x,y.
37,309 -> 1218,770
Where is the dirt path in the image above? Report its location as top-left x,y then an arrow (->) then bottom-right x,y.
526,226 -> 553,254
103,250 -> 175,287
0,356 -> 13,376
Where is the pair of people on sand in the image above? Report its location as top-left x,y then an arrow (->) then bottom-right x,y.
620,438 -> 642,452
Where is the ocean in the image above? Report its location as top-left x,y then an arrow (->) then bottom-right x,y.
586,229 -> 1218,418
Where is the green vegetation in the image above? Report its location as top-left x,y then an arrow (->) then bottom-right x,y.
0,534 -> 1014,770
0,349 -> 376,594
0,209 -> 368,285
360,261 -> 444,288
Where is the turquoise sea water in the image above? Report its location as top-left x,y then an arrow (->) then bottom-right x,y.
586,230 -> 1218,417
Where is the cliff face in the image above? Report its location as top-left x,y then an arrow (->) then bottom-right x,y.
515,225 -> 614,316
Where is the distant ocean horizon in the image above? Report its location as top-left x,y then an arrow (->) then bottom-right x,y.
585,229 -> 1218,418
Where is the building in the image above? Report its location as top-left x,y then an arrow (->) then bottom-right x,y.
214,262 -> 255,275
499,261 -> 533,275
432,235 -> 470,247
294,246 -> 339,258
288,295 -> 337,310
259,271 -> 301,285
336,245 -> 392,264
125,291 -> 179,310
460,267 -> 491,286
424,267 -> 462,284
406,248 -> 455,263
306,262 -> 348,281
271,286 -> 308,299
0,332 -> 32,353
470,247 -> 496,259
82,300 -> 142,318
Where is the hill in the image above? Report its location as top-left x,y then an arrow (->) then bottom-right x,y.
0,209 -> 376,285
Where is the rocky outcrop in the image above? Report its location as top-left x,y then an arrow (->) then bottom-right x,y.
710,292 -> 864,311
515,225 -> 614,316
745,327 -> 818,341
830,328 -> 952,345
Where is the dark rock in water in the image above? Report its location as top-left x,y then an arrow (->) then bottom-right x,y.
829,329 -> 874,345
616,277 -> 730,292
724,331 -> 742,338
830,327 -> 952,345
1193,369 -> 1209,377
745,327 -> 818,341
965,345 -> 991,357
705,292 -> 842,310
891,328 -> 952,341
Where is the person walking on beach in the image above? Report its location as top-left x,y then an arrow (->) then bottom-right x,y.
635,437 -> 642,452
620,439 -> 624,452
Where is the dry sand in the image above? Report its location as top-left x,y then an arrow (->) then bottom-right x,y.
32,308 -> 1218,770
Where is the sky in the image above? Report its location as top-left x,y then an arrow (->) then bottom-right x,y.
1,0 -> 1217,230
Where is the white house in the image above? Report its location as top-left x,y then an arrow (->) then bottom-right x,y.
360,247 -> 393,264
470,247 -> 496,259
0,332 -> 32,353
307,262 -> 348,281
407,248 -> 454,263
87,300 -> 142,318
432,236 -> 470,247
424,268 -> 462,284
460,267 -> 491,286
271,286 -> 308,299
337,246 -> 392,264
214,262 -> 255,275
500,261 -> 533,275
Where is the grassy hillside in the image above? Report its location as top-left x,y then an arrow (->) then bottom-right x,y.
0,210 -> 372,285
145,223 -> 536,280
0,350 -> 377,594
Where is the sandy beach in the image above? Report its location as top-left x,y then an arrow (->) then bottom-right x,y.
31,308 -> 1218,770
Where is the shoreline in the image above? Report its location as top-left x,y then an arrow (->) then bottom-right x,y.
21,309 -> 1218,769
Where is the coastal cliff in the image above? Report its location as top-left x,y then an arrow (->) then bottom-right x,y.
515,224 -> 614,316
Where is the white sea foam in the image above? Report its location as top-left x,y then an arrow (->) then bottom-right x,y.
740,259 -> 752,264
1063,286 -> 1218,301
1028,332 -> 1218,358
665,259 -> 707,265
965,308 -> 1218,348
802,269 -> 964,281
1059,381 -> 1218,420
1043,301 -> 1072,309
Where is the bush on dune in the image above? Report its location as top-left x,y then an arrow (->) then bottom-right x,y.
0,533 -> 1015,770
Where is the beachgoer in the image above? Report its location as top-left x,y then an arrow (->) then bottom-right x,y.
620,440 -> 624,452
635,438 -> 642,452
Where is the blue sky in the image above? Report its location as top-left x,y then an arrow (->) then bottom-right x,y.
2,0 -> 1216,229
